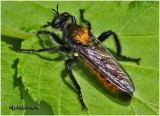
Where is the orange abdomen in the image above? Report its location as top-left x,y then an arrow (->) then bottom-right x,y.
85,62 -> 121,94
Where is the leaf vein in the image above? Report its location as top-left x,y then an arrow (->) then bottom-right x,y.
133,96 -> 158,114
118,4 -> 154,33
57,83 -> 65,114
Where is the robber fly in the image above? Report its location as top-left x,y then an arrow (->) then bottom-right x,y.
19,5 -> 141,110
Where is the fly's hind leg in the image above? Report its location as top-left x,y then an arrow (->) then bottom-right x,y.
97,30 -> 141,64
65,59 -> 88,110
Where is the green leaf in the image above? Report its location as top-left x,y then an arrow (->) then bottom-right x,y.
1,1 -> 159,115
1,36 -> 25,115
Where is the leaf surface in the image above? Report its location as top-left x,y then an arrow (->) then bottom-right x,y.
1,1 -> 159,115
1,37 -> 25,115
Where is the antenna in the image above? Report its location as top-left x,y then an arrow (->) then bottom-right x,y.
52,4 -> 59,16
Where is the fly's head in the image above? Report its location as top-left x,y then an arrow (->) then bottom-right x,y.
49,5 -> 71,29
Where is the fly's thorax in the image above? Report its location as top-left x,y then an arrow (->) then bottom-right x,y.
64,24 -> 91,46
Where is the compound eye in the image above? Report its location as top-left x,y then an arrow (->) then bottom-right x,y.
54,18 -> 60,24
52,18 -> 61,27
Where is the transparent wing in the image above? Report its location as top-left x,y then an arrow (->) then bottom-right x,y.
73,45 -> 135,94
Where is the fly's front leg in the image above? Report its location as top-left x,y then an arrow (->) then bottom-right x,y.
19,46 -> 70,53
65,59 -> 88,110
19,29 -> 69,53
37,30 -> 65,45
97,30 -> 141,64
40,22 -> 51,28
